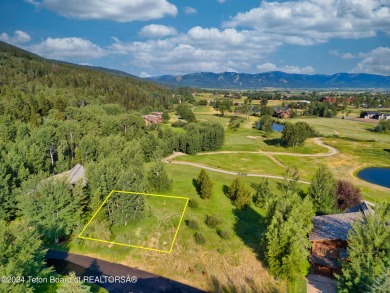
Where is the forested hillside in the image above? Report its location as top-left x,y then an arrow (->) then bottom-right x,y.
0,42 -> 224,292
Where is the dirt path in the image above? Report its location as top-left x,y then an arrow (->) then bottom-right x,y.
167,161 -> 310,184
196,138 -> 338,157
163,138 -> 337,184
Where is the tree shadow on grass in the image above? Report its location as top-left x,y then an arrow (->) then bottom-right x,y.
233,206 -> 267,260
263,138 -> 285,148
192,178 -> 200,194
384,149 -> 390,153
222,185 -> 230,196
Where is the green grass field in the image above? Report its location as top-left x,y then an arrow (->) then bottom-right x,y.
82,192 -> 187,252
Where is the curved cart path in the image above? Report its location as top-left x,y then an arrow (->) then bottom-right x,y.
163,138 -> 337,184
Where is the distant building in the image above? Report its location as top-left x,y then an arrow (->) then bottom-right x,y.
142,112 -> 163,126
320,96 -> 337,103
308,202 -> 373,278
273,107 -> 291,119
360,111 -> 390,120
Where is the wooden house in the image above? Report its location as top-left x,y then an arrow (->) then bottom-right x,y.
308,202 -> 373,278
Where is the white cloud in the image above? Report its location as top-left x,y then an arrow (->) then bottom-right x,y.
29,37 -> 106,61
218,0 -> 227,3
27,0 -> 177,22
0,30 -> 31,45
184,7 -> 197,15
224,0 -> 390,45
109,27 -> 279,74
351,47 -> 390,75
139,24 -> 177,38
329,50 -> 357,59
257,63 -> 315,74
139,71 -> 151,78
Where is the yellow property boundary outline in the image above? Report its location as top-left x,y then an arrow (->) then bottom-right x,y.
78,190 -> 189,254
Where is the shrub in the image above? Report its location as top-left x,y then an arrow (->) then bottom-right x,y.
171,120 -> 187,127
205,215 -> 222,228
188,199 -> 199,208
194,232 -> 206,244
336,180 -> 362,210
186,219 -> 199,230
217,229 -> 231,240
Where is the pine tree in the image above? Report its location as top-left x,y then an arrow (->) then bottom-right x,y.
252,179 -> 273,207
56,272 -> 91,293
337,203 -> 390,292
196,169 -> 213,199
265,193 -> 314,280
0,219 -> 51,293
228,178 -> 251,209
148,159 -> 172,192
309,164 -> 337,214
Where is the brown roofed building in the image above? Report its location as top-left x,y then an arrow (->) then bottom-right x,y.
320,96 -> 337,103
142,113 -> 163,126
308,202 -> 373,278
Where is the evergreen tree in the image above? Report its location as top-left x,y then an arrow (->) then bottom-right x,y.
265,193 -> 314,280
56,272 -> 91,293
309,164 -> 337,214
227,178 -> 251,209
252,179 -> 273,207
0,219 -> 51,293
17,177 -> 83,243
196,169 -> 213,199
147,159 -> 172,192
337,203 -> 390,293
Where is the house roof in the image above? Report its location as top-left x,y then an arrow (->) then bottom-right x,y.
68,164 -> 86,185
309,202 -> 372,242
50,164 -> 86,186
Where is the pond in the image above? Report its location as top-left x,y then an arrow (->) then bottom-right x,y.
357,167 -> 390,189
256,122 -> 285,132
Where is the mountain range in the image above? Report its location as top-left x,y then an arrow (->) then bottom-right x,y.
147,71 -> 390,89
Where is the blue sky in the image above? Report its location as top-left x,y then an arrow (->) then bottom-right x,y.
1,0 -> 390,77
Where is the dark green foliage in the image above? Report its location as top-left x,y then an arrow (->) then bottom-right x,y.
252,179 -> 273,207
148,159 -> 172,192
260,105 -> 274,116
0,219 -> 51,292
227,178 -> 251,209
56,272 -> 92,293
194,232 -> 206,244
17,178 -> 84,243
188,198 -> 199,208
162,110 -> 170,122
196,169 -> 213,199
305,101 -> 338,117
186,219 -> 199,230
374,120 -> 390,132
176,103 -> 196,122
264,167 -> 314,280
366,270 -> 390,293
171,120 -> 187,127
281,122 -> 316,147
217,229 -> 231,239
258,115 -> 273,133
107,193 -> 147,226
337,203 -> 390,292
205,215 -> 222,228
228,116 -> 244,131
309,164 -> 337,214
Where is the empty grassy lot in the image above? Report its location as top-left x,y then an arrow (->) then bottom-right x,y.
69,164 -> 289,292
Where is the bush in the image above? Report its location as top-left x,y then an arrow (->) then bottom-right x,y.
171,120 -> 187,127
336,180 -> 362,210
205,215 -> 222,228
217,229 -> 231,239
186,219 -> 199,230
188,199 -> 199,208
194,232 -> 206,244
